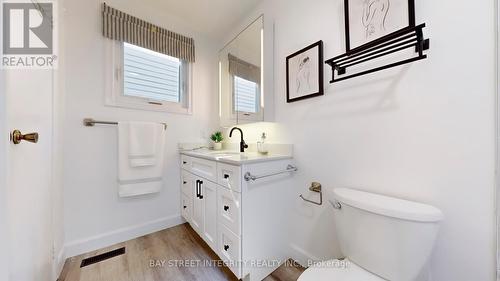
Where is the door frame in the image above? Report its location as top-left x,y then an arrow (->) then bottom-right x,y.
0,66 -> 9,280
496,0 -> 500,278
0,0 -> 8,277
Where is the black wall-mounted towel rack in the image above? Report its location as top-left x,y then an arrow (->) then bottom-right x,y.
325,23 -> 430,83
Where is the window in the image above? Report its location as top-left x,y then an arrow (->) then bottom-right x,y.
233,76 -> 259,114
123,43 -> 181,103
106,41 -> 192,114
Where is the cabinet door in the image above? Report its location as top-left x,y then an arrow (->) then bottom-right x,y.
191,178 -> 203,235
200,179 -> 217,251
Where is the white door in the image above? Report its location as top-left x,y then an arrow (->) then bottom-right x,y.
2,69 -> 55,280
191,177 -> 203,234
202,180 -> 217,250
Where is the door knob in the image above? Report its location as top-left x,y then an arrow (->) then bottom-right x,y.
11,130 -> 39,144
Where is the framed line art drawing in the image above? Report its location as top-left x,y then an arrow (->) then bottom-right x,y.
344,0 -> 416,53
286,40 -> 324,103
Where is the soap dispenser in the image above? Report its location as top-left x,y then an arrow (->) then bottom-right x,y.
257,133 -> 268,155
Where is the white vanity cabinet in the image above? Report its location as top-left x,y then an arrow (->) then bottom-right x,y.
180,152 -> 296,281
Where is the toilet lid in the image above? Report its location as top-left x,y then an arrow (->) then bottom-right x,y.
297,259 -> 385,281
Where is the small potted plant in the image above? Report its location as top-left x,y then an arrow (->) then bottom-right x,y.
210,131 -> 224,150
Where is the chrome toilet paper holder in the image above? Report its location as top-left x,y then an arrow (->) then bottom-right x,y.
300,182 -> 322,206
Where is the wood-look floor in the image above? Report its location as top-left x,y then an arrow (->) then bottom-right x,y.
58,223 -> 305,281
58,223 -> 237,281
263,259 -> 305,281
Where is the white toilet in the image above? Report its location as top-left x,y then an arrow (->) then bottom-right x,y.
298,188 -> 444,281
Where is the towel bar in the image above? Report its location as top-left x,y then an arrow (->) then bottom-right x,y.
83,118 -> 167,130
244,164 -> 298,182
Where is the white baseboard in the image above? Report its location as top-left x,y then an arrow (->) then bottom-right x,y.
289,243 -> 320,268
53,248 -> 65,280
64,215 -> 184,258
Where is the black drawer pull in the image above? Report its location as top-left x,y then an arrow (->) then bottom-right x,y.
196,180 -> 200,198
183,181 -> 187,184
224,174 -> 230,179
224,245 -> 229,251
183,205 -> 187,209
224,205 -> 229,211
199,181 -> 204,199
183,161 -> 187,164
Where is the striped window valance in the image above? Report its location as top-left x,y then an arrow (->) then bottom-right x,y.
102,3 -> 195,62
228,54 -> 260,84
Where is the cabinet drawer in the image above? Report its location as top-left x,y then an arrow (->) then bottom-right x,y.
217,163 -> 241,192
218,223 -> 241,278
181,170 -> 192,197
180,155 -> 192,171
191,157 -> 217,182
181,193 -> 191,222
217,186 -> 241,236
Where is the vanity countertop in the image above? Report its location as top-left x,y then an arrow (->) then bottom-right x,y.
179,149 -> 292,165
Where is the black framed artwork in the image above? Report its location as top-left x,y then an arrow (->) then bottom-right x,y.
286,40 -> 324,103
344,0 -> 416,53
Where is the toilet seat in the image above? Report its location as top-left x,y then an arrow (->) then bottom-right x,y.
297,259 -> 385,281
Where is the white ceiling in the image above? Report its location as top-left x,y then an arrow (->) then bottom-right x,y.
147,0 -> 263,41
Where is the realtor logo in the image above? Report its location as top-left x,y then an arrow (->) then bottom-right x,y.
1,1 -> 57,68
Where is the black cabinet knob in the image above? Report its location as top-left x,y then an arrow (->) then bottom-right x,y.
224,174 -> 230,179
183,161 -> 187,164
183,181 -> 187,184
224,205 -> 229,211
224,245 -> 229,251
183,205 -> 187,209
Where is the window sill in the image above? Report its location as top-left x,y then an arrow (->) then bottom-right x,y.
105,97 -> 192,115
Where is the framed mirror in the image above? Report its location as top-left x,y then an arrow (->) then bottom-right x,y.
219,15 -> 268,127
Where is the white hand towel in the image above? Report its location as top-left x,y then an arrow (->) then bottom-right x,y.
118,179 -> 163,198
128,122 -> 159,167
118,122 -> 166,197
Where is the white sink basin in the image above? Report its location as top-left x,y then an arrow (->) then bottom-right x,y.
208,151 -> 241,158
209,152 -> 242,159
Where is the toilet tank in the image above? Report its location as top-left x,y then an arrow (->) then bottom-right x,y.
331,188 -> 443,281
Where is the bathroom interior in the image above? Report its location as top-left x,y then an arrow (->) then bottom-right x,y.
0,0 -> 498,280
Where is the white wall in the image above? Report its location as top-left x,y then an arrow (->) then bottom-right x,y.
225,0 -> 497,280
62,0 -> 218,257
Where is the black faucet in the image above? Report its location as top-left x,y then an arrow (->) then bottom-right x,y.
229,127 -> 248,153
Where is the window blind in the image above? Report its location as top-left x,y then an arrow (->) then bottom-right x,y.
123,43 -> 181,103
102,3 -> 195,62
228,53 -> 260,84
234,76 -> 258,113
